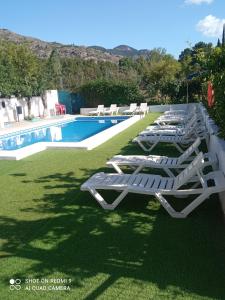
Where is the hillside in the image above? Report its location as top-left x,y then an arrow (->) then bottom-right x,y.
0,29 -> 151,62
0,29 -> 120,62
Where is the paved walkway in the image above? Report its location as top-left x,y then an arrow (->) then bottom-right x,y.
0,115 -> 76,136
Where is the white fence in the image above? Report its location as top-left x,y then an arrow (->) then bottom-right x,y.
80,103 -> 197,115
0,90 -> 59,127
199,104 -> 225,215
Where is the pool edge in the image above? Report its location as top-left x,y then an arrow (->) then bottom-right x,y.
0,115 -> 142,160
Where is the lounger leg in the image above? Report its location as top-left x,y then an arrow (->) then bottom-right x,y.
146,141 -> 158,152
180,191 -> 210,217
163,168 -> 175,177
89,188 -> 128,210
135,139 -> 151,152
111,163 -> 144,175
155,193 -> 186,218
173,142 -> 184,153
111,163 -> 124,174
133,164 -> 144,175
156,191 -> 211,218
136,139 -> 158,152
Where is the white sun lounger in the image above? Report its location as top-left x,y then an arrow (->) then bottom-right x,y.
164,110 -> 187,116
133,127 -> 207,153
107,138 -> 217,176
155,110 -> 200,125
139,115 -> 199,137
145,114 -> 203,132
123,103 -> 137,115
155,114 -> 190,125
81,153 -> 225,218
104,104 -> 119,115
163,105 -> 196,116
136,103 -> 149,115
155,110 -> 203,126
89,105 -> 105,116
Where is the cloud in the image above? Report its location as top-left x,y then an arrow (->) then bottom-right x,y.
196,15 -> 225,37
185,0 -> 213,4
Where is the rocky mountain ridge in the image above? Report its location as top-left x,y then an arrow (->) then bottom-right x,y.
0,28 -> 151,62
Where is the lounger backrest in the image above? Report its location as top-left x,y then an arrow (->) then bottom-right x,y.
130,103 -> 137,110
174,152 -> 204,190
140,103 -> 148,111
140,103 -> 147,108
97,105 -> 104,111
177,137 -> 201,165
181,115 -> 198,138
110,104 -> 117,110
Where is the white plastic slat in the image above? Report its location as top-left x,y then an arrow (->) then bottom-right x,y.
161,158 -> 168,165
158,178 -> 168,189
138,175 -> 150,187
127,175 -> 137,185
133,175 -> 144,186
113,175 -> 129,185
165,178 -> 174,190
175,153 -> 204,189
102,174 -> 119,185
151,177 -> 161,190
143,177 -> 155,189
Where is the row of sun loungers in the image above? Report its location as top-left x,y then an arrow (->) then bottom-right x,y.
81,105 -> 225,218
88,103 -> 149,116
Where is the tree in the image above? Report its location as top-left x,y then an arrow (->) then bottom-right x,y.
47,49 -> 63,89
222,23 -> 225,47
217,39 -> 222,48
142,55 -> 181,102
0,42 -> 49,117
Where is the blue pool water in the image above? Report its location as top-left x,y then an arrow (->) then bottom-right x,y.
0,116 -> 129,151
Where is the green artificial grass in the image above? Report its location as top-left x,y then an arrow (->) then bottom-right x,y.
0,113 -> 225,300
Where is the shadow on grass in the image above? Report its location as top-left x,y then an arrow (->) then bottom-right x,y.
1,166 -> 225,299
1,115 -> 225,299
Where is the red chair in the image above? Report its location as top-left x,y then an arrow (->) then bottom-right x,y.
60,104 -> 66,114
55,103 -> 66,115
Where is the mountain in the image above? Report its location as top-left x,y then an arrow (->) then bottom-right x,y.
0,28 -> 121,62
0,28 -> 151,62
109,45 -> 139,56
89,44 -> 152,58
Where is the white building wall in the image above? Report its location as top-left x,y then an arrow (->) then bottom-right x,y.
0,90 -> 59,127
45,90 -> 59,116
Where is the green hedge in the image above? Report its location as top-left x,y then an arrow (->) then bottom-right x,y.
79,79 -> 144,107
208,47 -> 225,136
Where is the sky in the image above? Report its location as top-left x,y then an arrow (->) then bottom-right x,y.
0,0 -> 224,57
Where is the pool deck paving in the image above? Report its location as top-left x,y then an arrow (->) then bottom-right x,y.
0,114 -> 76,136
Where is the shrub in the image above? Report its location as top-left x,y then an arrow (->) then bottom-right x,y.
79,79 -> 144,107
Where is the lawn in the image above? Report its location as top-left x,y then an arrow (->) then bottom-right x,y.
0,113 -> 225,300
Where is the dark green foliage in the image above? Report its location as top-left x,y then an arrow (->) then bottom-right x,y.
206,47 -> 225,136
46,49 -> 63,89
0,42 -> 41,98
222,24 -> 225,47
0,40 -> 222,109
217,38 -> 222,48
79,79 -> 144,107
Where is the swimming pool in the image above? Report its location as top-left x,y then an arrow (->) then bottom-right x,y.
0,115 -> 141,160
0,116 -> 129,151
